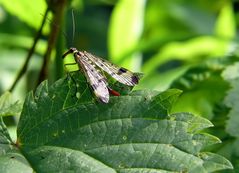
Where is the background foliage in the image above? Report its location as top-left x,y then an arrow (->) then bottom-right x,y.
0,0 -> 239,172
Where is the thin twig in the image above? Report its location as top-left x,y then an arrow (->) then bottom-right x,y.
37,0 -> 67,85
9,8 -> 50,92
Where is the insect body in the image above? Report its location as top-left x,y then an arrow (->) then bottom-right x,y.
62,48 -> 139,103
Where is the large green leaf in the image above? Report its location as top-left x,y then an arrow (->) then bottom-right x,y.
14,74 -> 232,172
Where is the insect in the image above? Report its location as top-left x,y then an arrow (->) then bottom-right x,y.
62,47 -> 140,103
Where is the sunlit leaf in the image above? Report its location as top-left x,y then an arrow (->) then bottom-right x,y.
0,0 -> 48,30
108,0 -> 145,70
143,36 -> 230,74
0,33 -> 46,53
215,2 -> 236,39
138,66 -> 189,91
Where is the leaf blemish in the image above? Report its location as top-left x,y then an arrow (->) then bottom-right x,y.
52,132 -> 58,137
122,135 -> 127,140
76,92 -> 80,98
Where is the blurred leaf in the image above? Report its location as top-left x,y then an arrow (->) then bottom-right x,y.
0,92 -> 22,117
14,76 -> 232,172
215,2 -> 236,39
0,117 -> 32,173
231,139 -> 239,171
138,66 -> 190,91
222,62 -> 239,81
170,60 -> 230,119
169,56 -> 239,172
108,0 -> 145,70
85,0 -> 118,5
71,0 -> 83,9
143,0 -> 217,44
0,33 -> 46,54
0,48 -> 44,97
143,36 -> 230,74
0,0 -> 48,30
222,63 -> 239,137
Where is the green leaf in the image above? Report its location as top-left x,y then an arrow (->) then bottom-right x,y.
170,61 -> 229,119
198,152 -> 233,172
142,36 -> 230,74
0,118 -> 32,173
222,63 -> 239,137
108,0 -> 145,70
0,0 -> 48,30
170,112 -> 213,133
215,2 -> 236,39
0,92 -> 22,117
15,75 -> 232,172
0,33 -> 47,54
143,0 -> 216,42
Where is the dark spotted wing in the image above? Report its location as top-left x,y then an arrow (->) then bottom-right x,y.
75,53 -> 109,103
82,51 -> 139,86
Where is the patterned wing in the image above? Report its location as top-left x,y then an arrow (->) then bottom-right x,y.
83,51 -> 139,86
75,53 -> 109,103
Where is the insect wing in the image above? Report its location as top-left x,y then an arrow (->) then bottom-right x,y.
83,51 -> 139,86
76,54 -> 109,103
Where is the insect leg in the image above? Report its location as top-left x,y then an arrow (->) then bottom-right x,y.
63,62 -> 80,97
66,71 -> 79,97
107,86 -> 120,96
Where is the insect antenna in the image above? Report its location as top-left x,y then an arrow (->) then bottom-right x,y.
43,14 -> 71,49
71,9 -> 76,47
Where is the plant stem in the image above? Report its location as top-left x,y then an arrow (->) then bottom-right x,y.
37,0 -> 67,85
9,8 -> 49,92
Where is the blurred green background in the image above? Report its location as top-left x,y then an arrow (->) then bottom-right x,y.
0,0 -> 239,171
0,0 -> 237,100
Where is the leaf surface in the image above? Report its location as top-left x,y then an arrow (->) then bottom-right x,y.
0,117 -> 32,173
15,76 -> 232,172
